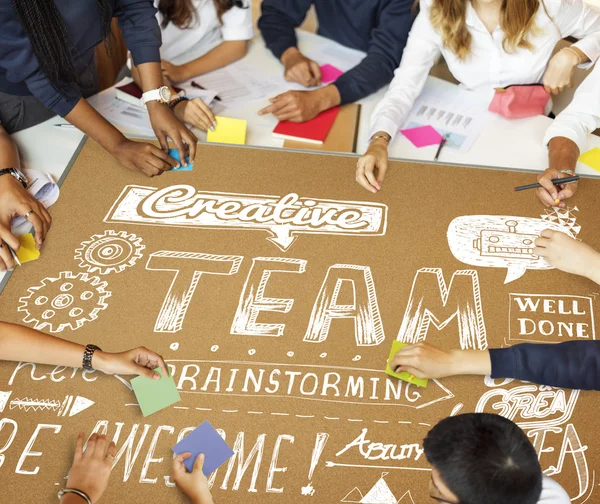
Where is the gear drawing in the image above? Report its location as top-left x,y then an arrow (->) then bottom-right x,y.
18,271 -> 111,333
74,230 -> 145,275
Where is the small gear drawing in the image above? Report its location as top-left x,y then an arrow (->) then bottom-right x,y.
18,272 -> 111,333
74,230 -> 145,275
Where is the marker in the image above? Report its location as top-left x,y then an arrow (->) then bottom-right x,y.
434,135 -> 448,161
191,81 -> 222,102
54,123 -> 77,129
514,175 -> 580,192
1,240 -> 21,267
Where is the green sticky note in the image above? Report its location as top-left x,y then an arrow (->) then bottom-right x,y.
131,368 -> 181,416
385,341 -> 428,388
579,147 -> 600,173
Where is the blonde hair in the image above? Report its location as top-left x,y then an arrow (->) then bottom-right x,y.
429,0 -> 543,60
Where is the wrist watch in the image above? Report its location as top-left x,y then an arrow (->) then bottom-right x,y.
82,344 -> 102,371
0,167 -> 27,189
140,86 -> 171,107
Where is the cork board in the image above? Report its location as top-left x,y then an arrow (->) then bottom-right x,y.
0,139 -> 599,503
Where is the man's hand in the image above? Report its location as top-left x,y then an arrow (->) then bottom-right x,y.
280,47 -> 321,87
258,86 -> 341,123
93,347 -> 168,380
147,102 -> 197,167
355,137 -> 389,193
0,174 -> 51,269
536,168 -> 578,208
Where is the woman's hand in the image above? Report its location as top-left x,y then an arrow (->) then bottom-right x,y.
93,347 -> 168,380
147,102 -> 197,167
110,139 -> 178,177
543,48 -> 580,95
355,137 -> 390,193
536,168 -> 578,207
63,433 -> 116,504
174,98 -> 216,132
172,453 -> 214,504
162,60 -> 190,84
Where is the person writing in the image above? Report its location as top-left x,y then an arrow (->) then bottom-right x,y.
257,0 -> 416,122
356,0 -> 600,193
130,0 -> 253,132
0,0 -> 196,177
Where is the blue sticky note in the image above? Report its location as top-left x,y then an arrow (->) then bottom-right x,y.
172,420 -> 234,475
168,148 -> 193,171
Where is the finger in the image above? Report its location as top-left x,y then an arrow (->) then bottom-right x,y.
543,84 -> 551,94
0,227 -> 20,251
74,432 -> 84,462
141,161 -> 162,177
135,364 -> 160,380
23,208 -> 46,248
155,132 -> 169,152
261,97 -> 293,116
106,441 -> 117,460
0,242 -> 14,271
38,204 -> 52,229
191,100 -> 215,125
291,65 -> 312,87
189,111 -> 212,132
533,246 -> 548,258
376,159 -> 388,185
538,175 -> 559,200
276,111 -> 303,122
536,187 -> 556,207
94,434 -> 107,457
149,145 -> 178,169
540,229 -> 555,239
193,453 -> 205,473
558,183 -> 578,199
309,60 -> 322,85
395,365 -> 428,379
356,172 -> 378,194
365,167 -> 381,191
144,350 -> 169,380
181,129 -> 197,163
85,433 -> 98,457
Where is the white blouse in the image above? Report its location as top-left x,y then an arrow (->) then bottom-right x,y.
369,0 -> 600,141
157,0 -> 254,62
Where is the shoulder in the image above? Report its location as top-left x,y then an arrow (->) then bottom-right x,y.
538,476 -> 571,504
541,0 -> 578,17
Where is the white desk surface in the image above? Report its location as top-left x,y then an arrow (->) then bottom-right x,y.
4,29 -> 600,288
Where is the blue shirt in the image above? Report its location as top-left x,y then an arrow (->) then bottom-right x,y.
258,0 -> 416,105
0,0 -> 161,117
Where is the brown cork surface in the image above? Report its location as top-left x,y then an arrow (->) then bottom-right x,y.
0,139 -> 598,503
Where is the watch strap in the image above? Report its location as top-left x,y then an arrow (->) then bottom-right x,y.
0,168 -> 27,189
82,344 -> 102,371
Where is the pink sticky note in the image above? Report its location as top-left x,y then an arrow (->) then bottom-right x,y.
400,125 -> 443,148
320,64 -> 344,84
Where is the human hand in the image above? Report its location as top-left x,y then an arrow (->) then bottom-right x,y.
280,47 -> 321,87
0,174 -> 51,269
174,98 -> 216,132
63,433 -> 116,504
543,48 -> 580,95
147,102 -> 197,167
161,60 -> 190,84
93,347 -> 168,380
534,229 -> 600,280
111,139 -> 178,177
355,138 -> 389,193
258,89 -> 325,122
172,452 -> 214,504
535,169 -> 578,208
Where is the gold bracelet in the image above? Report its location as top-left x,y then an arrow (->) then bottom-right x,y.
369,133 -> 390,145
562,46 -> 582,65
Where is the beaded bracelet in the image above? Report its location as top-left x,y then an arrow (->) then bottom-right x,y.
560,169 -> 576,177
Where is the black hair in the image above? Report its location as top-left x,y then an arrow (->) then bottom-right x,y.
11,0 -> 112,92
158,0 -> 247,29
423,413 -> 543,504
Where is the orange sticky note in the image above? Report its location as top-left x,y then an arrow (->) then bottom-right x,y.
16,234 -> 40,264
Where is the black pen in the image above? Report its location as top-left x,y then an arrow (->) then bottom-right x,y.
515,175 -> 580,192
434,135 -> 448,161
191,81 -> 222,102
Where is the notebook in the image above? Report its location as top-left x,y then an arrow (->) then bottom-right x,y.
272,107 -> 341,145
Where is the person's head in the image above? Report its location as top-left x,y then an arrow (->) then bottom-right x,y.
11,0 -> 112,92
423,413 -> 542,504
429,0 -> 543,60
158,0 -> 247,29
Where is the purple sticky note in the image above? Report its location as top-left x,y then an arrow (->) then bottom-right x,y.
172,421 -> 234,475
400,125 -> 443,148
320,64 -> 344,84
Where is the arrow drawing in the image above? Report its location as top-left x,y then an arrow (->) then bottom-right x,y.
2,393 -> 94,417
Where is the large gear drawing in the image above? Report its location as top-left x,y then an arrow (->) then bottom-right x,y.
74,230 -> 145,275
18,272 -> 111,333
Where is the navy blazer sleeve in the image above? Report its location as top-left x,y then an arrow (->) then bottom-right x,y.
115,0 -> 162,67
490,341 -> 600,390
258,0 -> 314,61
334,0 -> 415,104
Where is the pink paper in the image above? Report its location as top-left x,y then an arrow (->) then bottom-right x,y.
400,125 -> 443,148
320,64 -> 344,84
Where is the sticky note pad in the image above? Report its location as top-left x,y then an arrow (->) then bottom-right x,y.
207,116 -> 247,145
16,234 -> 40,264
579,147 -> 600,173
320,64 -> 344,84
168,149 -> 193,171
400,125 -> 443,148
385,340 -> 428,388
131,367 -> 181,416
172,420 -> 235,475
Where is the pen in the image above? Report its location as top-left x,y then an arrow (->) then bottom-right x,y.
434,135 -> 448,161
54,123 -> 77,129
191,81 -> 222,102
514,176 -> 580,192
2,240 -> 21,267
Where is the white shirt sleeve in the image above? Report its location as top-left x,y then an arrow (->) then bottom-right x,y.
537,476 -> 571,504
368,0 -> 441,141
543,60 -> 600,152
221,0 -> 254,42
554,0 -> 600,67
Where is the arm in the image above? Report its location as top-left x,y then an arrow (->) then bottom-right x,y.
555,0 -> 600,67
334,0 -> 415,105
0,321 -> 168,379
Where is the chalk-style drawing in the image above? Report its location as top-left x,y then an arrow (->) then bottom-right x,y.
231,258 -> 307,337
397,268 -> 488,350
341,473 -> 400,504
7,394 -> 94,416
211,345 -> 219,352
18,272 -> 111,333
301,433 -> 329,496
287,352 -> 294,357
304,265 -> 385,347
0,391 -> 12,413
170,343 -> 179,351
74,230 -> 145,275
104,185 -> 388,252
447,207 -> 581,283
147,251 -> 243,333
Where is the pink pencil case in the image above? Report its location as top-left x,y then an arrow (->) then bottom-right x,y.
488,85 -> 550,119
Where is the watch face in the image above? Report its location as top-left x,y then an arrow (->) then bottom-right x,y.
159,87 -> 171,102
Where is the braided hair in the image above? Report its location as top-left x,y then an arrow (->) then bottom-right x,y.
11,0 -> 112,92
159,0 -> 247,29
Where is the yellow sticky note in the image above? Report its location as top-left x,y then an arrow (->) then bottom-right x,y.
16,234 -> 40,264
385,340 -> 428,388
579,147 -> 600,173
207,116 -> 247,145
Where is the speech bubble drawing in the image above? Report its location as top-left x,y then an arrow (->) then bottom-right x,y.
447,207 -> 581,284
